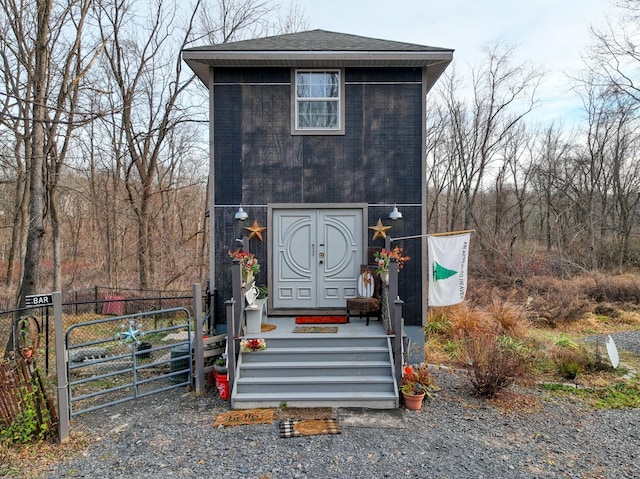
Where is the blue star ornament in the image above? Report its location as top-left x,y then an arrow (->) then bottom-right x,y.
116,320 -> 144,347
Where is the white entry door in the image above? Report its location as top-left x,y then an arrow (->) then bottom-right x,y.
273,208 -> 363,309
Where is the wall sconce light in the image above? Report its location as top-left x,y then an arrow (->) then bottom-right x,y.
235,206 -> 248,221
388,204 -> 402,220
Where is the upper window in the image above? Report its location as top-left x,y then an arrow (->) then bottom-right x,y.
293,70 -> 344,135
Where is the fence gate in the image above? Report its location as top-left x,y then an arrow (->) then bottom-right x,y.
66,307 -> 192,417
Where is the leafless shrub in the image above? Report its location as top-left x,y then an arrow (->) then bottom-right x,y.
460,331 -> 531,398
579,273 -> 640,304
523,276 -> 591,326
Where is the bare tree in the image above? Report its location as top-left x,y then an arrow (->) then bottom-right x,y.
429,43 -> 542,231
92,0 -> 287,289
587,0 -> 640,103
0,0 -> 103,306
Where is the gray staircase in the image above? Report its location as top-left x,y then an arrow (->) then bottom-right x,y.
231,335 -> 399,409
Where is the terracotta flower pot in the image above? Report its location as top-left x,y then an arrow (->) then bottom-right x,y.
402,390 -> 426,410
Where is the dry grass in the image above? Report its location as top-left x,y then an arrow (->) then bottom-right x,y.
486,294 -> 530,338
426,271 -> 640,393
0,431 -> 93,478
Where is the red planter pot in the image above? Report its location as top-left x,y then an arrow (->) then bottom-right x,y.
402,391 -> 426,410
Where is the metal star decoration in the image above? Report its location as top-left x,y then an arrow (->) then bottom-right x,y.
369,218 -> 392,240
115,319 -> 144,347
244,219 -> 267,241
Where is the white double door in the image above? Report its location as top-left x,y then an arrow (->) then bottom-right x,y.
272,208 -> 363,309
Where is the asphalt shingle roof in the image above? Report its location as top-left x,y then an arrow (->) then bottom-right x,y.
186,29 -> 452,53
183,29 -> 453,90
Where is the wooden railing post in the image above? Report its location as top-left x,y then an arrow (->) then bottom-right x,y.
226,298 -> 236,398
231,259 -> 243,336
389,258 -> 404,390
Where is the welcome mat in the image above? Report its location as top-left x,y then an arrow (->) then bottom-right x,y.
295,316 -> 348,324
292,326 -> 338,333
261,323 -> 277,332
279,418 -> 342,438
213,408 -> 278,428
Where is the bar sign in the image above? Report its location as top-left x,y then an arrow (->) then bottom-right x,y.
25,293 -> 53,307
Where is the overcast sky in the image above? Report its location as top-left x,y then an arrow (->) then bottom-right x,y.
301,0 -> 619,125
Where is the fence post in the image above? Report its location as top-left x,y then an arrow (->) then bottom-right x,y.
53,291 -> 69,443
192,283 -> 205,395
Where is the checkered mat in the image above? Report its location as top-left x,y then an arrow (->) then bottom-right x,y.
213,408 -> 278,428
279,418 -> 342,438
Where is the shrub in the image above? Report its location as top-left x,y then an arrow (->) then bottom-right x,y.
582,273 -> 640,304
523,276 -> 591,326
460,330 -> 531,398
0,386 -> 51,445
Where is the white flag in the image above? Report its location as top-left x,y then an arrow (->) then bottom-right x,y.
428,233 -> 471,307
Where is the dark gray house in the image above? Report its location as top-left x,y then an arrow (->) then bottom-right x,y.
183,30 -> 453,328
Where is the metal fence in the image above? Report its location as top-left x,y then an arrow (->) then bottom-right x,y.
0,287 -> 213,377
66,307 -> 192,417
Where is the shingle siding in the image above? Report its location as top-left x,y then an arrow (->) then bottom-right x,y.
212,66 -> 423,325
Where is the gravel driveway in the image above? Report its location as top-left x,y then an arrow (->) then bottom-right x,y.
41,366 -> 639,479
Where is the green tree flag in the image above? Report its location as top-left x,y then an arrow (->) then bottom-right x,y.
427,233 -> 471,306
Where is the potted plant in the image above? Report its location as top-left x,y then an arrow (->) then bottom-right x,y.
256,284 -> 268,299
400,363 -> 435,410
213,355 -> 227,374
374,247 -> 410,284
16,316 -> 41,362
228,248 -> 260,285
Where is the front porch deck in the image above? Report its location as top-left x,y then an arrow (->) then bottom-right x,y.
230,315 -> 398,409
242,316 -> 388,340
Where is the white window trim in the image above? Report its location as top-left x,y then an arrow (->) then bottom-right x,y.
291,68 -> 345,136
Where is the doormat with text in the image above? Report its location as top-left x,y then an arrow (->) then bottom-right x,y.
295,316 -> 348,324
279,418 -> 342,438
292,326 -> 338,333
213,408 -> 278,428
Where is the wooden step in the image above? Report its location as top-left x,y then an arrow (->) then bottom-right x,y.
231,391 -> 398,409
235,375 -> 396,394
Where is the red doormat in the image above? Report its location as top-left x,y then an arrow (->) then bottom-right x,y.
295,316 -> 348,324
